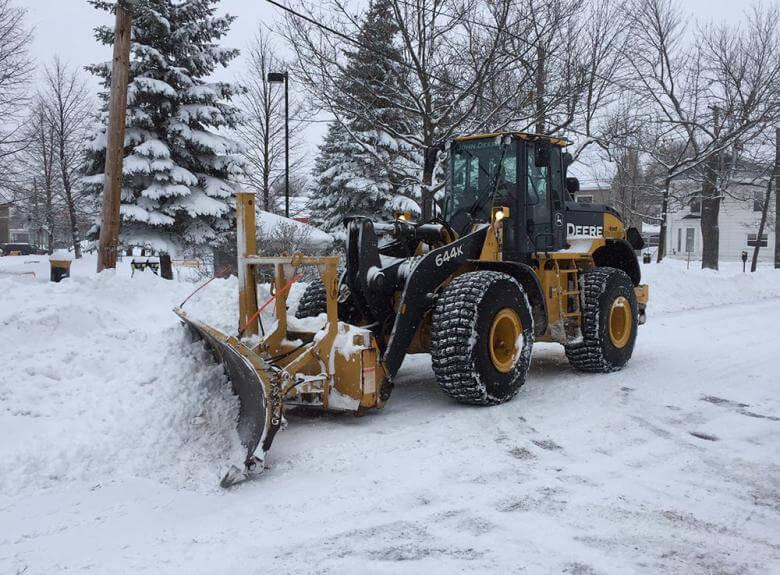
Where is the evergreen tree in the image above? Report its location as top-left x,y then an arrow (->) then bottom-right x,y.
308,0 -> 418,233
84,0 -> 244,252
308,121 -> 354,234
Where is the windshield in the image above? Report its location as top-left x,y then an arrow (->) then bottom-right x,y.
447,139 -> 517,223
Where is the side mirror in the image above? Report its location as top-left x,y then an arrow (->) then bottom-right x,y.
566,177 -> 580,196
534,141 -> 550,167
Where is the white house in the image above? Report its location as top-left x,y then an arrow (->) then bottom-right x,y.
665,181 -> 776,262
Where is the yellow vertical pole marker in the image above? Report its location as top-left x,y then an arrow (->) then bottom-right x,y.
274,263 -> 287,336
236,192 -> 259,336
324,261 -> 338,327
318,259 -> 340,410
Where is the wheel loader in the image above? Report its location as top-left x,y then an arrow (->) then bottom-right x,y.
175,132 -> 649,486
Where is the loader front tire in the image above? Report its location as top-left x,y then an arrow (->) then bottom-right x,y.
431,271 -> 534,405
295,280 -> 327,319
565,267 -> 638,373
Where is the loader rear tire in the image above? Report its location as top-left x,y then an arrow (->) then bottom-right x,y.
295,280 -> 327,319
565,267 -> 638,373
431,271 -> 534,405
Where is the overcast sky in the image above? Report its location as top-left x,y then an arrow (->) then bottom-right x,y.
21,0 -> 747,162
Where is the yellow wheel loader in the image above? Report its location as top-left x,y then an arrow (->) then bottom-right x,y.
175,132 -> 649,486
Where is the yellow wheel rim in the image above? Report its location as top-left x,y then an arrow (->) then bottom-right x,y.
489,308 -> 522,373
608,296 -> 632,349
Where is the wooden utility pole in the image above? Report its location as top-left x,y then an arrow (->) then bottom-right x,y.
775,127 -> 780,269
97,1 -> 133,273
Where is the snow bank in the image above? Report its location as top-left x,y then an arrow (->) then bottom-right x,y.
0,254 -> 777,499
0,254 -> 313,496
641,259 -> 780,315
0,266 -> 248,496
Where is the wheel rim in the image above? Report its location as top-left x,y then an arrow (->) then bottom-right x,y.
489,308 -> 522,373
608,296 -> 632,348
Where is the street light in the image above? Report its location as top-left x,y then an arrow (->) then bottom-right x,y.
267,71 -> 289,218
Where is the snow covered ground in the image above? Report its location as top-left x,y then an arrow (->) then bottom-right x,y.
1,255 -> 779,574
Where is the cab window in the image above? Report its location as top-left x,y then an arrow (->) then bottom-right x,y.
448,140 -> 517,224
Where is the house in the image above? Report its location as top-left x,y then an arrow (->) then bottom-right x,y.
573,185 -> 611,205
665,180 -> 777,262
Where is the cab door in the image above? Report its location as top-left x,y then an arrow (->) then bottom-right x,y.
548,146 -> 567,249
524,140 -> 566,252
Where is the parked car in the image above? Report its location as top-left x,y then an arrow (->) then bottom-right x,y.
0,243 -> 46,256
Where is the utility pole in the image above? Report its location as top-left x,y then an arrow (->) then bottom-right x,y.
97,0 -> 133,273
775,127 -> 780,269
284,71 -> 289,219
534,45 -> 546,135
267,71 -> 289,218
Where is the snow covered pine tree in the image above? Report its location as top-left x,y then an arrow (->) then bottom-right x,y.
308,0 -> 418,234
83,0 -> 244,253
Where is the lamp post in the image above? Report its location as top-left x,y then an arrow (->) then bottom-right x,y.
267,71 -> 289,218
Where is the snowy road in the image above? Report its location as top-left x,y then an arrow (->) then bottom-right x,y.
2,290 -> 778,574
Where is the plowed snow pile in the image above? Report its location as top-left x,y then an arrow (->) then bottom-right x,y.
0,267 -> 251,494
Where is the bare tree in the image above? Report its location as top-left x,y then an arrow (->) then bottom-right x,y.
462,0 -> 631,164
41,58 -> 93,258
15,101 -> 59,253
750,177 -> 773,272
743,128 -> 779,271
697,4 -> 780,269
235,28 -> 306,213
0,0 -> 33,192
625,0 -> 780,267
622,0 -> 708,262
279,0 -> 519,218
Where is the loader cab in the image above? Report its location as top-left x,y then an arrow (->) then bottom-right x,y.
446,133 -> 568,258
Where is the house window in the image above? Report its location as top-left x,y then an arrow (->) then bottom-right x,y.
576,194 -> 593,204
690,196 -> 701,214
677,228 -> 681,253
747,233 -> 768,247
753,191 -> 764,212
685,228 -> 695,253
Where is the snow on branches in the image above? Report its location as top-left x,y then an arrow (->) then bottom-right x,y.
307,0 -> 419,233
83,0 -> 245,253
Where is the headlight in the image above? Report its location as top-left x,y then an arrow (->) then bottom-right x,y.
491,207 -> 510,223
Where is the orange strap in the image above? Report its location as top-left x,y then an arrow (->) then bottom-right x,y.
238,274 -> 303,338
179,265 -> 232,308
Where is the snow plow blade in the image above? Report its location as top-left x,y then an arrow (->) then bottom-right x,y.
174,307 -> 282,485
172,195 -> 390,487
